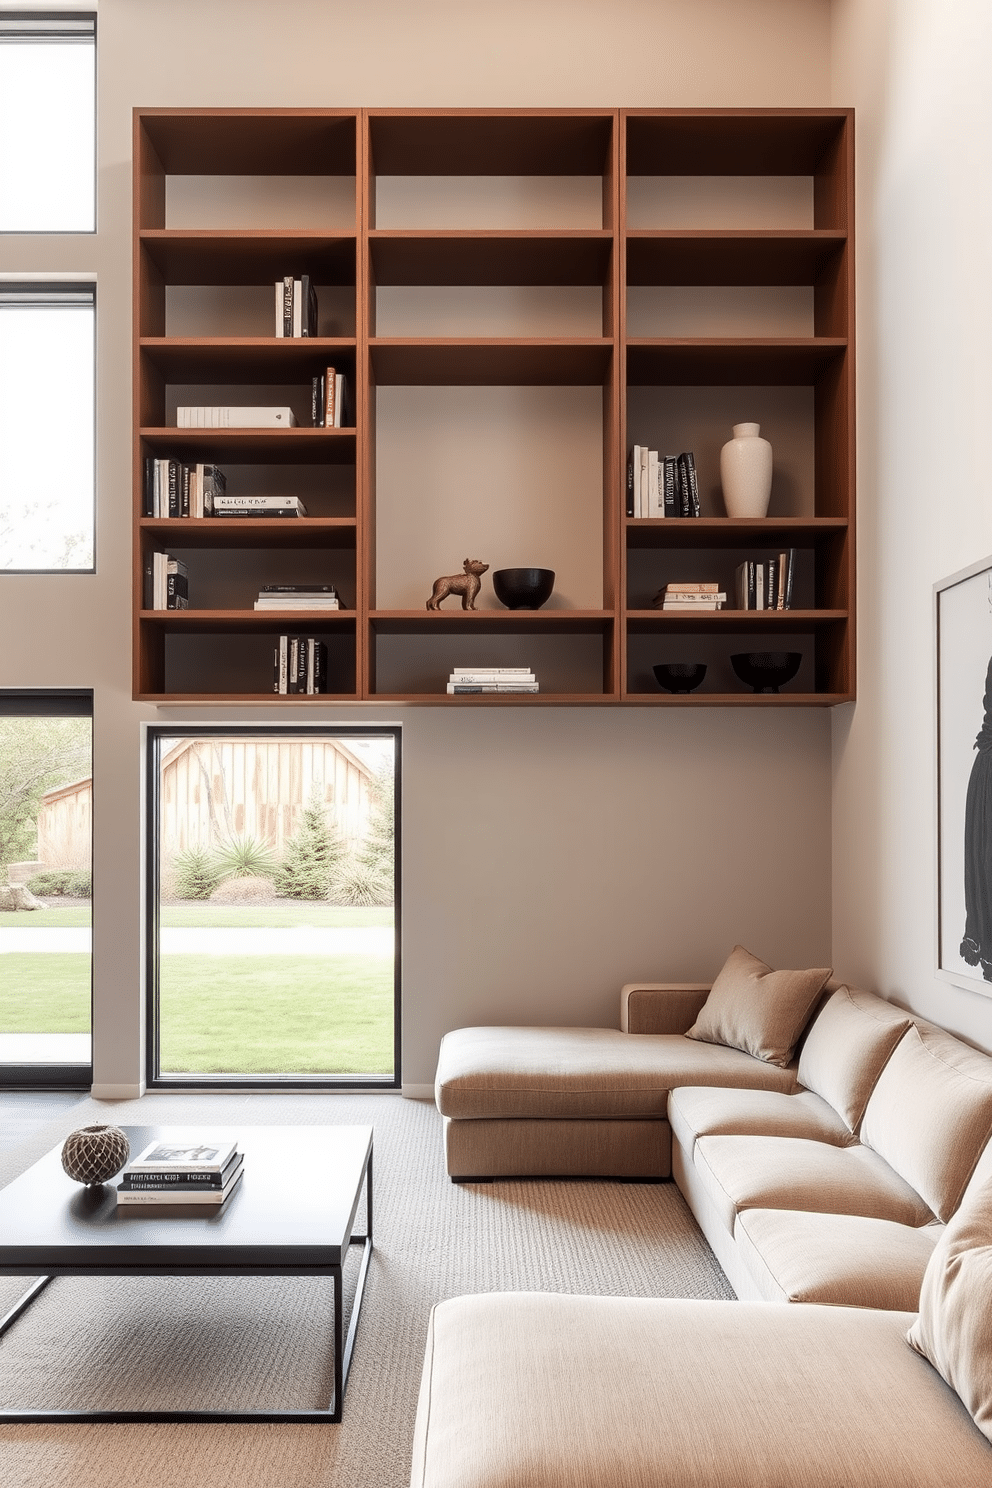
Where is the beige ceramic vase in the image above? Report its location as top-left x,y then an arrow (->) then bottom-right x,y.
720,422 -> 773,518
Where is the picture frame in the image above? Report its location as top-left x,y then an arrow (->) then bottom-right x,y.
936,554 -> 992,995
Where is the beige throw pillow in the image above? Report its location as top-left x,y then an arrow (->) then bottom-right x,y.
908,1177 -> 992,1443
686,945 -> 831,1069
797,986 -> 911,1132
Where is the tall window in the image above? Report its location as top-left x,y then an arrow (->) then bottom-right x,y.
0,284 -> 95,570
147,727 -> 400,1088
0,691 -> 92,1086
0,12 -> 96,233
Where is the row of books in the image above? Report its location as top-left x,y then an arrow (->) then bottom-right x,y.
115,1137 -> 243,1207
144,552 -> 188,610
627,446 -> 700,519
254,583 -> 340,611
274,635 -> 329,694
311,368 -> 348,427
735,550 -> 796,610
275,275 -> 319,338
142,459 -> 227,518
446,667 -> 538,694
652,583 -> 726,611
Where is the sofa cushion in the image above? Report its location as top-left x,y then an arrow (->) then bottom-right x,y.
686,944 -> 831,1068
735,1207 -> 941,1310
908,1179 -> 992,1445
693,1133 -> 935,1234
797,985 -> 912,1131
411,1292 -> 992,1488
668,1086 -> 850,1160
860,1024 -> 992,1223
435,1026 -> 795,1122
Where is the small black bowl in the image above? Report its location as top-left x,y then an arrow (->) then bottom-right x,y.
492,568 -> 555,610
730,651 -> 802,693
653,662 -> 707,694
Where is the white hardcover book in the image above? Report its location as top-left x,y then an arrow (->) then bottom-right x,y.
447,672 -> 537,684
648,450 -> 661,517
275,281 -> 284,337
293,279 -> 303,337
306,637 -> 315,694
334,373 -> 344,428
639,446 -> 650,518
177,407 -> 297,429
278,635 -> 289,694
756,565 -> 765,609
153,551 -> 167,610
450,666 -> 534,675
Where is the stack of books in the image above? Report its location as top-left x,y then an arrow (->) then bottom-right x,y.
652,582 -> 725,612
142,459 -> 226,518
144,552 -> 188,610
627,447 -> 700,518
273,634 -> 328,694
115,1137 -> 244,1207
274,274 -> 318,337
735,550 -> 796,610
254,584 -> 340,611
446,667 -> 539,694
213,495 -> 307,520
311,368 -> 348,428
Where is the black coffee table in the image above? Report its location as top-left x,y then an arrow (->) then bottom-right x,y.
0,1124 -> 373,1423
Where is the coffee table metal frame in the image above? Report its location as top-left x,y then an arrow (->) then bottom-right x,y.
0,1127 -> 373,1424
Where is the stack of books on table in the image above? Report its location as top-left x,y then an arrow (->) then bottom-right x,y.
652,583 -> 726,611
115,1138 -> 243,1206
273,634 -> 328,694
212,495 -> 307,520
446,667 -> 539,694
254,584 -> 340,611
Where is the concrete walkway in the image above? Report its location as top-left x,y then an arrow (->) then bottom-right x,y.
0,927 -> 394,956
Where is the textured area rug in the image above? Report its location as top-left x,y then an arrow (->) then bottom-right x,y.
0,1093 -> 733,1487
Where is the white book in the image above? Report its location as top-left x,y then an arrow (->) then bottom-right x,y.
448,671 -> 536,684
128,1137 -> 238,1172
756,565 -> 765,609
661,592 -> 728,603
639,446 -> 650,518
293,279 -> 303,337
450,666 -> 533,675
213,495 -> 306,511
447,683 -> 540,693
334,373 -> 344,428
153,551 -> 167,610
274,281 -> 284,337
648,450 -> 661,517
177,407 -> 297,429
254,598 -> 340,609
661,600 -> 723,610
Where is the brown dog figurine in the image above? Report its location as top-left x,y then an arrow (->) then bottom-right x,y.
426,559 -> 489,610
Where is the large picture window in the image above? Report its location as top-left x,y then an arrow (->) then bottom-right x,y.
147,726 -> 399,1088
0,13 -> 96,233
0,284 -> 95,571
0,690 -> 93,1086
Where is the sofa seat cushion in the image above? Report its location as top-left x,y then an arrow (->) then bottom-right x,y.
669,1086 -> 851,1160
692,1134 -> 936,1234
861,1023 -> 992,1223
435,1027 -> 796,1122
797,985 -> 912,1131
411,1292 -> 992,1488
735,1207 -> 942,1309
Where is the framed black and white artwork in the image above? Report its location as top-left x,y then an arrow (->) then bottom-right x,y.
937,554 -> 992,995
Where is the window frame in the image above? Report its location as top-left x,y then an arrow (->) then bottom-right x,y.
145,723 -> 402,1092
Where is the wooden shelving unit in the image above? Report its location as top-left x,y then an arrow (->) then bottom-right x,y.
133,106 -> 854,706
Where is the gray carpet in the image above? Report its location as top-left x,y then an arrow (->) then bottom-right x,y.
0,1092 -> 733,1487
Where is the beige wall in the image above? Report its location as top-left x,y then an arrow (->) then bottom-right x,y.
0,0 -> 836,1095
831,0 -> 992,1053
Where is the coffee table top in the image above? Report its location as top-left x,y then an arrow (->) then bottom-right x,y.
0,1125 -> 372,1274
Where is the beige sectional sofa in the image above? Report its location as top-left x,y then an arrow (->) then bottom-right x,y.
417,955 -> 992,1486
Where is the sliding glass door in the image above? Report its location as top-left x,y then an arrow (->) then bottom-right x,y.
147,726 -> 399,1088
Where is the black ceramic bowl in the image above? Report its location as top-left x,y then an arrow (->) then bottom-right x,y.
492,568 -> 556,610
730,651 -> 802,693
653,662 -> 707,694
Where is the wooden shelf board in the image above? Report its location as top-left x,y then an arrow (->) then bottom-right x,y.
140,609 -> 357,633
370,609 -> 612,635
625,608 -> 846,633
370,339 -> 612,386
138,692 -> 361,706
139,427 -> 357,464
625,517 -> 848,549
139,231 -> 356,283
624,109 -> 851,176
620,691 -> 852,707
367,110 -> 615,176
369,691 -> 614,705
626,231 -> 845,287
140,337 -> 357,380
369,231 -> 612,286
138,517 -> 356,549
626,338 -> 847,385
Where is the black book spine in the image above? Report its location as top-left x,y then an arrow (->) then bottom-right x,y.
312,376 -> 321,427
626,451 -> 635,517
312,640 -> 327,694
283,276 -> 293,337
678,451 -> 700,517
663,456 -> 678,517
784,548 -> 795,609
747,561 -> 756,609
767,556 -> 779,610
167,461 -> 179,518
296,636 -> 308,692
143,456 -> 155,517
273,644 -> 281,694
180,463 -> 190,518
300,274 -> 311,337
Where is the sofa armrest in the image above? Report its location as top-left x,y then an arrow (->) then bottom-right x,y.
620,983 -> 712,1035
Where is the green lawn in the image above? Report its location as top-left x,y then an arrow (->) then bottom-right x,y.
0,954 -> 91,1031
0,906 -> 91,927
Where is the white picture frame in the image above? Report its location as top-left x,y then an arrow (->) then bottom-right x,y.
936,554 -> 992,996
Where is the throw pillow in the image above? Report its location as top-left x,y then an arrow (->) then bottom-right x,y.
907,1177 -> 992,1443
797,986 -> 911,1132
686,945 -> 831,1068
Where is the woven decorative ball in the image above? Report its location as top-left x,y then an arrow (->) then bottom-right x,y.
61,1125 -> 130,1186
